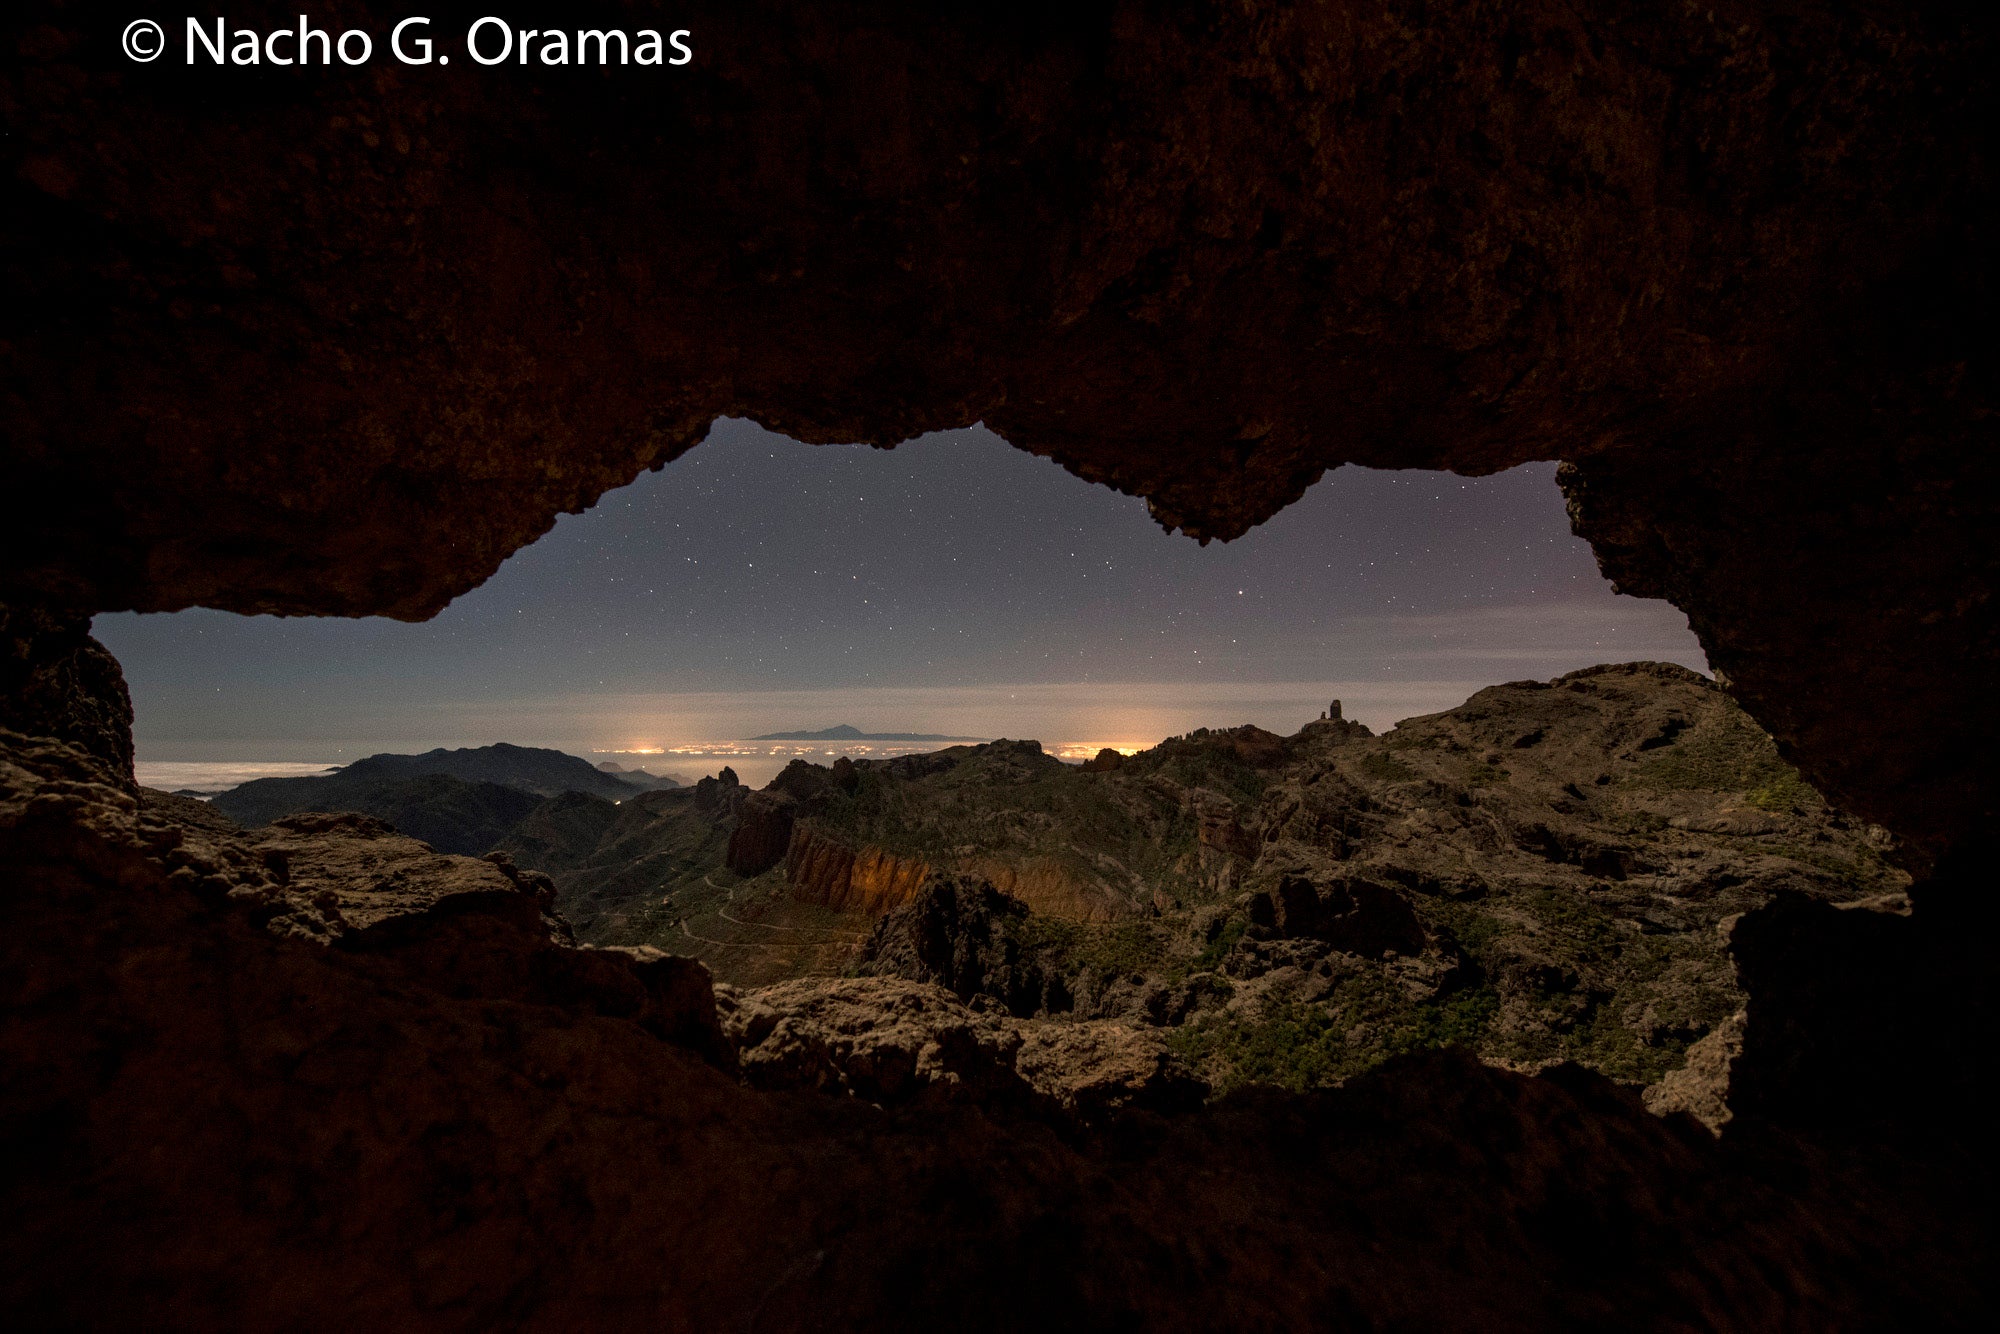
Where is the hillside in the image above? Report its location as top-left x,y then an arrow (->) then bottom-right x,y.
209,742 -> 667,832
498,664 -> 1907,1095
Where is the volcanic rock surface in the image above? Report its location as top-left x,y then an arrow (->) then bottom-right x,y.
717,975 -> 1205,1120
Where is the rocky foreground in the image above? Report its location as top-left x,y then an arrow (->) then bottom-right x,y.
3,687 -> 1986,1327
136,662 -> 1913,1132
5,638 -> 1992,1327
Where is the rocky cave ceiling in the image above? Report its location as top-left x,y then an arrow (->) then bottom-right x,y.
3,0 -> 1993,864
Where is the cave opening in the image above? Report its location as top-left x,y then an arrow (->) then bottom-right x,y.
77,413 -> 1900,1119
3,0 -> 1992,1321
95,416 -> 1708,782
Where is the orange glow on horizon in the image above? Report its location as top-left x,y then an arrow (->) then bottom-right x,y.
1050,742 -> 1148,760
595,738 -> 1157,764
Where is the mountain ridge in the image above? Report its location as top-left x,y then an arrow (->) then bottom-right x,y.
210,742 -> 675,833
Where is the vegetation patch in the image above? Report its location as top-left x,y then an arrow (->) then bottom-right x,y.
1627,706 -> 1811,798
1187,917 -> 1248,974
1358,752 -> 1418,783
1745,769 -> 1815,812
1168,984 -> 1502,1095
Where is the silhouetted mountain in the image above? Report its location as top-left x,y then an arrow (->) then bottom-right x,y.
208,743 -> 669,848
751,724 -> 986,742
330,743 -> 668,799
595,761 -> 685,790
495,772 -> 750,940
211,772 -> 543,856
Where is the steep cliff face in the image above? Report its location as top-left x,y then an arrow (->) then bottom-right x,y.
960,855 -> 1127,922
725,791 -> 797,876
855,874 -> 1075,1019
784,825 -> 934,915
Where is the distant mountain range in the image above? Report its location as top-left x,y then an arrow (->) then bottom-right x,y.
208,743 -> 681,849
750,724 -> 987,742
594,760 -> 681,788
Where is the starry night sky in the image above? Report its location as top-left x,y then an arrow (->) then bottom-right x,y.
96,418 -> 1705,764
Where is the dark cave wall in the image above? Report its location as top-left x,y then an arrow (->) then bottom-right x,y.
3,7 -> 1997,1324
2,3 -> 1993,854
0,606 -> 134,785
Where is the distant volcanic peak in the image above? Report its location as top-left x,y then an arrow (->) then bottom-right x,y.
266,743 -> 664,801
751,724 -> 989,743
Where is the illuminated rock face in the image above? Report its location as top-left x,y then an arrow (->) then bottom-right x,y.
783,825 -> 935,915
3,0 -> 1992,862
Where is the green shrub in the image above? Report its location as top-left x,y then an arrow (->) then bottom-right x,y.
1358,752 -> 1418,783
1745,770 -> 1815,812
1188,916 -> 1247,973
1168,985 -> 1501,1095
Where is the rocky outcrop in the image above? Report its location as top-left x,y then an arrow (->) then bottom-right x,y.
3,720 -> 1993,1327
1250,872 -> 1429,958
1643,1011 -> 1744,1135
856,874 -> 1073,1018
716,977 -> 1030,1106
1080,748 -> 1124,773
1010,1019 -> 1207,1120
245,812 -> 573,940
717,976 -> 1204,1121
725,666 -> 1902,1093
724,768 -> 824,880
725,791 -> 797,876
138,785 -> 241,838
784,825 -> 932,914
0,607 -> 132,784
